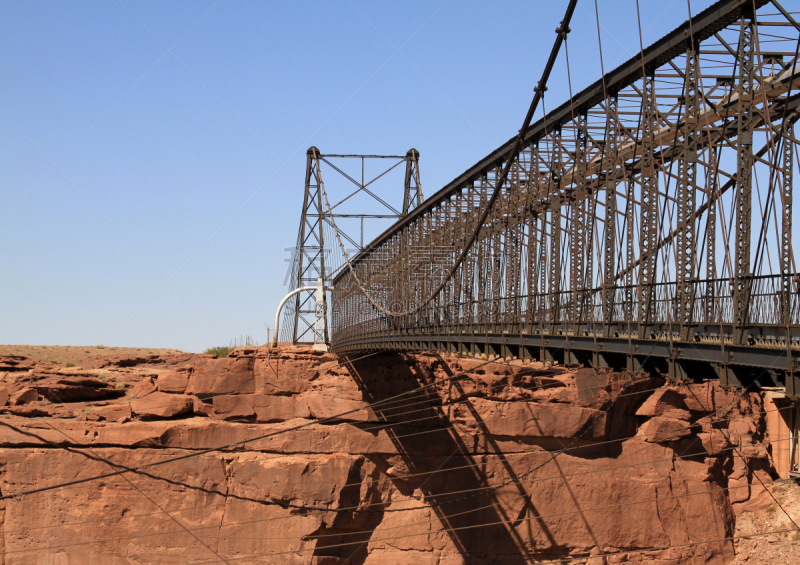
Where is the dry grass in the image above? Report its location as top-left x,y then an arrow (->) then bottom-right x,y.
0,344 -> 184,365
204,346 -> 234,358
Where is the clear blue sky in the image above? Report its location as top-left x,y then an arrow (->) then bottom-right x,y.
1,0 -> 715,352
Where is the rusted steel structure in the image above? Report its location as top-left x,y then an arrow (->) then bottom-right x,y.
282,149 -> 422,343
327,0 -> 800,396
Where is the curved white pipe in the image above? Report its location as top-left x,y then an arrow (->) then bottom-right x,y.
272,284 -> 334,347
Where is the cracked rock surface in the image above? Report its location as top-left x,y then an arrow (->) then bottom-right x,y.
0,346 -> 790,564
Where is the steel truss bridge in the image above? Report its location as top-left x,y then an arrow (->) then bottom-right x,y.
294,0 -> 800,397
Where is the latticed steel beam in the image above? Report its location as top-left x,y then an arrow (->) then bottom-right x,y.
781,120 -> 794,324
638,74 -> 658,339
602,96 -> 619,338
571,113 -> 588,330
403,149 -> 424,215
677,45 -> 700,342
549,128 -> 563,331
734,15 -> 755,345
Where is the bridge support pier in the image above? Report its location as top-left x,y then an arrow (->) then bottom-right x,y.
592,350 -> 605,369
593,350 -> 629,372
717,365 -> 736,389
764,391 -> 800,480
790,373 -> 800,400
522,344 -> 536,364
627,355 -> 643,374
668,359 -> 690,383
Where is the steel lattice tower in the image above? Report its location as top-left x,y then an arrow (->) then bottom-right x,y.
282,148 -> 422,344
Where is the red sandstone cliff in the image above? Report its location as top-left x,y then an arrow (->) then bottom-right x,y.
0,346 -> 796,564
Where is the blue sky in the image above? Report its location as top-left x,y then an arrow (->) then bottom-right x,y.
0,0 -> 715,352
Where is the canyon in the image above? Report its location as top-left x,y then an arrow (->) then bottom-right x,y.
0,345 -> 797,564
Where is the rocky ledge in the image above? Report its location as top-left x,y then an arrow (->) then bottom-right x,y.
0,346 -> 796,564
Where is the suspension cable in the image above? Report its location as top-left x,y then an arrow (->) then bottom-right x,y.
322,0 -> 578,318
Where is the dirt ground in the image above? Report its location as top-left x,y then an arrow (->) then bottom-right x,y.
732,478 -> 800,562
0,344 -> 184,365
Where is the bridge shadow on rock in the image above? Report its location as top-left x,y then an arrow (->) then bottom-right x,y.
330,351 -> 565,565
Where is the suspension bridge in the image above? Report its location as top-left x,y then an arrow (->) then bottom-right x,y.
283,0 -> 800,399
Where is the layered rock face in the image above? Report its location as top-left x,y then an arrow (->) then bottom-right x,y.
0,347 -> 786,564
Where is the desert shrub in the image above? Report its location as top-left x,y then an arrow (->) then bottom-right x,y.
205,346 -> 234,358
65,362 -> 75,368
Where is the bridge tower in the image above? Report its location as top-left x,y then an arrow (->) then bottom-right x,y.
282,148 -> 423,344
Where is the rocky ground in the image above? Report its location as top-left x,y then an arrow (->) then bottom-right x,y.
0,345 -> 797,564
731,478 -> 800,563
0,344 -> 183,366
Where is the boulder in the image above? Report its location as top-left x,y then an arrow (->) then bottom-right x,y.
697,429 -> 731,456
193,397 -> 214,418
0,355 -> 35,371
10,387 -> 38,406
253,395 -> 310,422
575,367 -> 609,403
131,392 -> 193,419
639,415 -> 692,443
301,391 -> 377,422
681,383 -> 716,412
728,454 -> 750,504
36,383 -> 122,403
212,394 -> 255,420
0,387 -> 8,406
212,394 -> 312,422
466,397 -> 609,439
55,377 -> 110,388
91,403 -> 132,422
635,388 -> 692,420
131,377 -> 157,399
186,356 -> 255,398
157,370 -> 190,393
254,351 -> 335,394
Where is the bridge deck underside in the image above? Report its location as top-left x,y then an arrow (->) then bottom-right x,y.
333,327 -> 800,392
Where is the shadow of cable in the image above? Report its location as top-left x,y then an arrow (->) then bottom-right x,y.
434,353 -> 561,550
328,351 -> 543,565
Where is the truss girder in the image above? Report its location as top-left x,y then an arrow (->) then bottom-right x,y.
328,0 -> 800,391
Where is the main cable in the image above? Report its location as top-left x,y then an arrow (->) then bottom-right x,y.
321,0 -> 579,318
